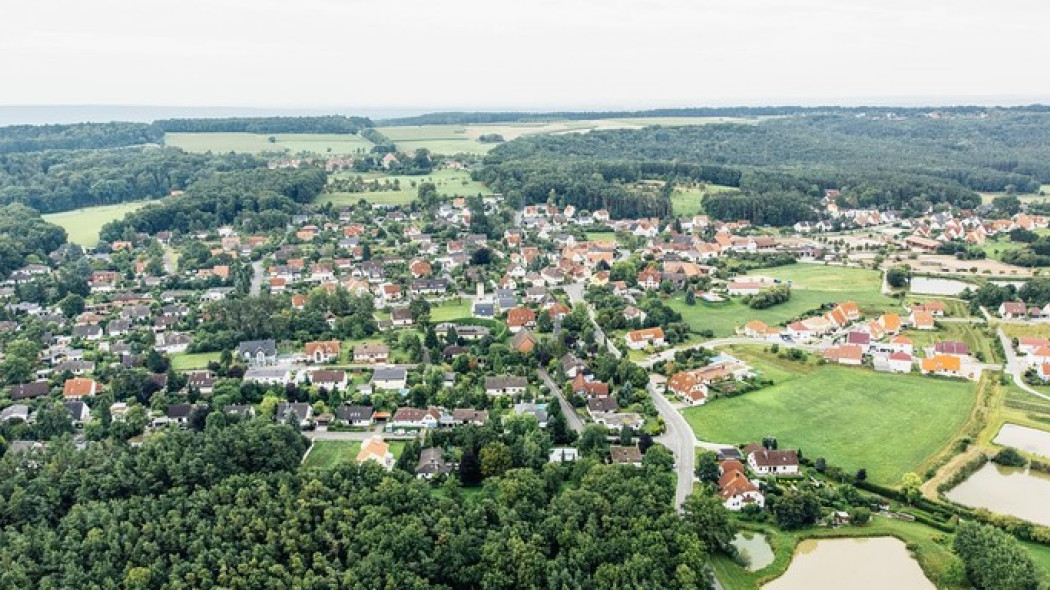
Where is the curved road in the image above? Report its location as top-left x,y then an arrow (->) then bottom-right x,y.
648,376 -> 697,511
998,327 -> 1050,402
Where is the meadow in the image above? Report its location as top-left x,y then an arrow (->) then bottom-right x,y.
316,169 -> 490,207
165,132 -> 374,154
670,263 -> 896,337
669,183 -> 737,216
684,347 -> 977,486
43,201 -> 150,246
169,351 -> 221,371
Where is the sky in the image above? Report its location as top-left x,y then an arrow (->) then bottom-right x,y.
3,0 -> 1050,111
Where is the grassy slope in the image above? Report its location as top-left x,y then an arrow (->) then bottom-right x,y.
165,132 -> 374,154
43,201 -> 149,246
671,263 -> 896,337
684,348 -> 977,485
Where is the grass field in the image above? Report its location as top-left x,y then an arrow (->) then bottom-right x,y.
316,169 -> 490,207
671,264 -> 896,337
302,439 -> 406,470
376,125 -> 497,155
684,348 -> 977,485
429,299 -> 472,322
670,183 -> 737,216
170,351 -> 221,371
165,132 -> 374,155
43,201 -> 150,246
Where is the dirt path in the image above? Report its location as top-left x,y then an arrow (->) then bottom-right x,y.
921,446 -> 984,499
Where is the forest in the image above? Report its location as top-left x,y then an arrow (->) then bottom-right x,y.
99,166 -> 327,239
0,204 -> 68,278
482,111 -> 1050,224
0,122 -> 163,153
154,115 -> 373,134
0,420 -> 719,589
0,147 -> 264,213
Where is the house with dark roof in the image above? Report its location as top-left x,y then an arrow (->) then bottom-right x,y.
8,381 -> 50,401
238,339 -> 277,366
744,443 -> 800,477
415,448 -> 453,479
485,375 -> 527,396
335,404 -> 374,426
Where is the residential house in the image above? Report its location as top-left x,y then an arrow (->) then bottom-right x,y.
276,402 -> 313,428
745,443 -> 800,477
485,375 -> 527,396
392,406 -> 444,429
311,369 -> 348,391
63,377 -> 100,399
243,366 -> 294,386
511,330 -> 537,354
304,340 -> 341,363
353,343 -> 389,364
371,367 -> 408,391
415,448 -> 452,479
609,445 -> 644,466
624,327 -> 666,350
513,403 -> 548,427
1000,301 -> 1028,319
718,462 -> 765,511
356,436 -> 395,471
238,339 -> 278,366
336,404 -> 374,426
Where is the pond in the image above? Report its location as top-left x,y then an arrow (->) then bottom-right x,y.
946,463 -> 1050,526
910,276 -> 972,296
994,424 -> 1050,459
763,537 -> 934,590
731,532 -> 774,571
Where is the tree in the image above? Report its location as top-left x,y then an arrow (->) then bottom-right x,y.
848,507 -> 871,526
577,425 -> 610,460
900,472 -> 923,504
886,265 -> 911,289
458,446 -> 482,485
33,403 -> 74,439
685,290 -> 696,305
536,310 -> 553,333
58,293 -> 85,317
954,521 -> 1042,590
772,489 -> 821,529
993,194 -> 1022,217
695,450 -> 720,484
682,493 -> 737,554
470,247 -> 492,266
642,444 -> 674,472
479,442 -> 512,478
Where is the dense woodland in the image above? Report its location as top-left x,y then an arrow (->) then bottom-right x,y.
483,111 -> 1050,224
154,115 -> 373,134
0,204 -> 68,278
0,420 -> 718,589
0,122 -> 163,153
0,148 -> 263,213
100,167 -> 327,239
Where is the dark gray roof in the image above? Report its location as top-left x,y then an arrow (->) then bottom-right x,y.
336,404 -> 374,422
238,339 -> 276,357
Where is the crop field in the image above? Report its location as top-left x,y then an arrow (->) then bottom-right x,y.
43,201 -> 150,246
684,349 -> 977,485
165,132 -> 374,154
670,264 -> 896,337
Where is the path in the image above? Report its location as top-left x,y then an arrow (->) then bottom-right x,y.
537,367 -> 584,434
249,260 -> 265,296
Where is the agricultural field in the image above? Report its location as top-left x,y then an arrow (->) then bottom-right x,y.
164,132 -> 374,154
302,439 -> 406,470
669,183 -> 737,216
316,168 -> 490,207
670,263 -> 896,337
169,351 -> 222,371
376,125 -> 498,155
684,348 -> 977,485
43,201 -> 150,246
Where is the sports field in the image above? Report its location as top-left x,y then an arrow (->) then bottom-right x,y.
165,132 -> 374,154
670,263 -> 897,337
684,348 -> 977,485
43,201 -> 150,246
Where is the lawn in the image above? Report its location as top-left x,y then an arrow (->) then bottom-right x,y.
316,169 -> 490,207
43,201 -> 150,246
670,183 -> 737,216
302,439 -> 406,470
671,263 -> 896,337
429,299 -> 472,322
684,350 -> 977,485
170,351 -> 221,371
165,132 -> 374,155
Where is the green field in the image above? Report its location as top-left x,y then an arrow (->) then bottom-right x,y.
302,439 -> 406,470
670,183 -> 737,216
906,322 -> 999,362
165,132 -> 374,155
376,125 -> 497,155
684,349 -> 977,485
429,299 -> 472,322
170,351 -> 221,371
672,263 -> 896,337
43,201 -> 150,247
316,169 -> 491,207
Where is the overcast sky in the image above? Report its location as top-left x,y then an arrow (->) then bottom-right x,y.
4,0 -> 1050,111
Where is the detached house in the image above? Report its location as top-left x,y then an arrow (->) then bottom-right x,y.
304,340 -> 341,364
356,436 -> 395,471
238,340 -> 277,366
486,375 -> 528,396
624,327 -> 665,350
353,343 -> 389,364
745,443 -> 800,477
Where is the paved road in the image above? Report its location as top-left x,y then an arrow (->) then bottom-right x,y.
648,376 -> 697,511
997,328 -> 1050,402
565,281 -> 621,357
537,367 -> 584,434
249,260 -> 265,296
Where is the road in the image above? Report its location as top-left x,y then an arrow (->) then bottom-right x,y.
537,367 -> 584,434
648,376 -> 697,512
249,260 -> 265,296
997,327 -> 1050,402
564,281 -> 621,357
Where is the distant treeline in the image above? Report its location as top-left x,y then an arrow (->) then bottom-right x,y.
100,167 -> 327,239
154,115 -> 373,134
0,122 -> 163,153
481,111 -> 1050,224
378,105 -> 1050,126
0,148 -> 264,213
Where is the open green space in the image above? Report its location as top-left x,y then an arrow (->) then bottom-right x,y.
670,264 -> 896,337
302,439 -> 406,470
170,351 -> 221,371
905,322 -> 999,362
164,132 -> 374,154
316,169 -> 490,207
43,201 -> 150,246
429,299 -> 472,322
669,183 -> 737,216
376,125 -> 496,155
684,348 -> 977,485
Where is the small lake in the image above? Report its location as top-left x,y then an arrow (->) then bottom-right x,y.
763,537 -> 934,590
910,276 -> 972,296
945,463 -> 1050,527
994,424 -> 1050,459
732,532 -> 774,571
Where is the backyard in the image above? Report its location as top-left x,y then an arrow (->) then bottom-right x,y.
302,439 -> 406,470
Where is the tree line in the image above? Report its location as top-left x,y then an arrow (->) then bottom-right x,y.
0,122 -> 163,153
0,203 -> 67,278
154,115 -> 373,134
